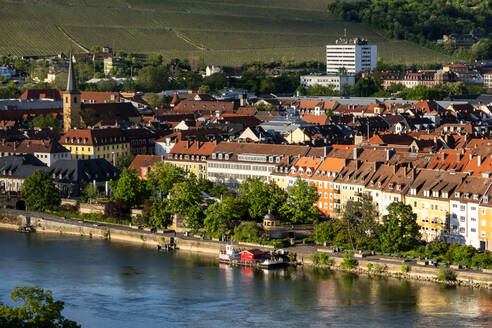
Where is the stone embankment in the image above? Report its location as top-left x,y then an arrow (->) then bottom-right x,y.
2,209 -> 492,288
0,210 -> 272,255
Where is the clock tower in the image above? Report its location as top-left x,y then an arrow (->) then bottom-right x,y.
63,53 -> 82,132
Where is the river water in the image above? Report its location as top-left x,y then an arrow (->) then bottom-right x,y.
1,230 -> 491,327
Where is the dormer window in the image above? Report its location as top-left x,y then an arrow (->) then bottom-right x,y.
224,154 -> 229,160
291,167 -> 296,174
455,192 -> 460,197
299,168 -> 304,175
275,157 -> 280,163
269,156 -> 273,163
465,193 -> 470,199
306,169 -> 312,176
424,190 -> 430,197
388,183 -> 393,189
212,153 -> 216,159
218,153 -> 223,160
410,188 -> 416,195
433,191 -> 439,197
396,185 -> 401,191
473,194 -> 479,200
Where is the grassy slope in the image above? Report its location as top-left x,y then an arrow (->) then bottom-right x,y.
0,0 -> 452,65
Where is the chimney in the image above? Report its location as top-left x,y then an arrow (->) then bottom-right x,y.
456,152 -> 460,162
197,140 -> 200,149
187,139 -> 190,149
477,155 -> 482,166
386,148 -> 394,161
353,147 -> 361,159
355,160 -> 360,170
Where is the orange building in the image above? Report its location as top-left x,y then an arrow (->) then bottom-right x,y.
310,157 -> 346,217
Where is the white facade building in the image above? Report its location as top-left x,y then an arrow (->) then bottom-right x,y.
326,38 -> 377,75
300,75 -> 355,91
154,137 -> 177,157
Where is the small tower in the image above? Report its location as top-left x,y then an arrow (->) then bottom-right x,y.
63,53 -> 82,132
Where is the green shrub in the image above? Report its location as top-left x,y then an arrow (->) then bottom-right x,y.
436,266 -> 457,282
341,251 -> 357,269
367,263 -> 373,272
310,253 -> 320,265
310,253 -> 334,266
401,263 -> 409,273
373,264 -> 386,274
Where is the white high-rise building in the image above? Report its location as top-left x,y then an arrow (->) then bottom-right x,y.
326,38 -> 377,75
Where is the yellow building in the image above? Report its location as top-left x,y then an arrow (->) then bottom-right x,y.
164,140 -> 215,179
478,188 -> 492,251
60,128 -> 130,163
405,169 -> 466,242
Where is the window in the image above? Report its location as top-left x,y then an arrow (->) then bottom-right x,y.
460,216 -> 465,222
471,228 -> 476,233
460,205 -> 466,211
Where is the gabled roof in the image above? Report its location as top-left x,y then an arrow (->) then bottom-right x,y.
0,155 -> 46,178
49,159 -> 120,183
130,155 -> 162,171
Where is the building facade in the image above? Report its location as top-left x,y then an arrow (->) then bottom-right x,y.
326,38 -> 377,75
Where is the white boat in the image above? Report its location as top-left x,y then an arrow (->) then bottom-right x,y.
260,257 -> 285,267
219,245 -> 240,261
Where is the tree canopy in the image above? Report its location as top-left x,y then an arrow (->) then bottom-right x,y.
238,178 -> 287,221
22,170 -> 60,211
378,202 -> 421,253
110,168 -> 149,208
204,197 -> 247,238
0,286 -> 80,328
280,179 -> 319,224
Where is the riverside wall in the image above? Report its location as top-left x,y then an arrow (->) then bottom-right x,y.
2,211 -> 492,288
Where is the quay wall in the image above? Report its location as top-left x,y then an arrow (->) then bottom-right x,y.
2,211 -> 492,288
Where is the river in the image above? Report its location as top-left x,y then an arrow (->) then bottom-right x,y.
1,230 -> 491,327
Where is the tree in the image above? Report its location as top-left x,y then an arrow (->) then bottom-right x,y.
136,66 -> 170,92
352,76 -> 381,97
166,179 -> 203,219
233,221 -> 264,243
238,178 -> 287,221
22,170 -> 60,211
143,93 -> 169,109
80,183 -> 98,203
314,220 -> 345,244
204,197 -> 247,238
110,168 -> 149,207
146,162 -> 186,199
32,115 -> 60,130
280,179 -> 319,224
339,195 -> 378,250
115,153 -> 134,170
470,39 -> 492,61
0,82 -> 21,99
378,202 -> 421,253
0,286 -> 80,327
148,199 -> 171,229
104,198 -> 130,221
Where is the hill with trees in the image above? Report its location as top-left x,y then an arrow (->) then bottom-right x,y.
327,0 -> 492,60
0,0 -> 451,65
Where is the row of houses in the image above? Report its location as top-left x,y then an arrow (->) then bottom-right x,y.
130,138 -> 492,250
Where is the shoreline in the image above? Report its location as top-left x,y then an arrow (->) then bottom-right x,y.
2,210 -> 492,289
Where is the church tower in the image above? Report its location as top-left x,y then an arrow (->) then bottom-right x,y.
63,53 -> 82,132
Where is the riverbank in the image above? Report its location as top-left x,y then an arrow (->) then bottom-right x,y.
2,209 -> 492,289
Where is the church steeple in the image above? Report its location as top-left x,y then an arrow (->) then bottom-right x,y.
65,52 -> 78,93
63,52 -> 82,132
